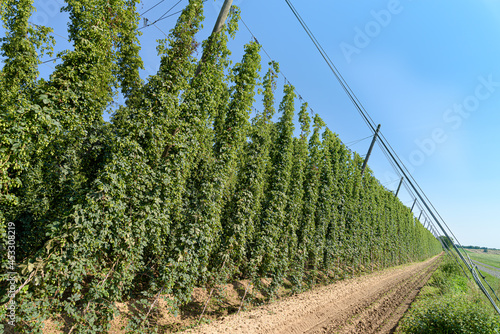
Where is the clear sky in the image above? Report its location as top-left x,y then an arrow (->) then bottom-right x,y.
3,0 -> 499,248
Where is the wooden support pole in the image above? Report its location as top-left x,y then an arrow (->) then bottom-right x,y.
394,177 -> 403,197
410,198 -> 417,212
361,124 -> 381,176
194,0 -> 234,76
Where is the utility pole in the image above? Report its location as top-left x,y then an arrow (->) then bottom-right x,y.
361,124 -> 381,176
410,198 -> 417,212
394,177 -> 403,197
195,0 -> 234,76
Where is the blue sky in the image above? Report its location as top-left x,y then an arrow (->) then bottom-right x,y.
3,0 -> 499,248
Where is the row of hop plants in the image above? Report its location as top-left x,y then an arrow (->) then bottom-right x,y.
0,0 -> 442,332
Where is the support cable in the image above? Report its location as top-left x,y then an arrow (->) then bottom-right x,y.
344,134 -> 373,147
239,16 -> 319,117
139,1 -> 184,31
140,0 -> 168,17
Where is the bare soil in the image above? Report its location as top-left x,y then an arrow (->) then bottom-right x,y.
186,255 -> 441,334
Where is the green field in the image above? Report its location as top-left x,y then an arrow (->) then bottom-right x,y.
464,249 -> 500,269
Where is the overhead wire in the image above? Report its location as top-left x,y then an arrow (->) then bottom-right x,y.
239,17 -> 273,61
30,21 -> 69,41
427,218 -> 472,278
381,179 -> 400,187
238,15 -> 319,117
151,23 -> 168,37
378,133 -> 484,292
21,2 -> 184,66
41,57 -> 60,64
155,0 -> 184,22
139,0 -> 184,31
344,134 -> 373,147
242,9 -> 428,233
283,0 -> 375,132
285,0 -> 463,255
402,174 -> 472,279
403,199 -> 416,206
6,0 -> 499,313
343,76 -> 470,281
156,9 -> 184,23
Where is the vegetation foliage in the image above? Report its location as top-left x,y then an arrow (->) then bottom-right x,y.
0,1 -> 441,332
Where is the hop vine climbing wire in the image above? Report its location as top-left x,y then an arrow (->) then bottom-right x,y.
34,2 -> 186,64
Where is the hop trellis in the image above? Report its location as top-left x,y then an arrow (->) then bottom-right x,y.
0,0 -> 441,332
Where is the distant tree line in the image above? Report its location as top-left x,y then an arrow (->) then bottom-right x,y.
463,246 -> 497,250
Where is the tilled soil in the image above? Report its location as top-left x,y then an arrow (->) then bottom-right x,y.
187,255 -> 441,334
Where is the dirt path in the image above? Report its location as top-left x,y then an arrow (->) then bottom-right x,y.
187,255 -> 441,334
